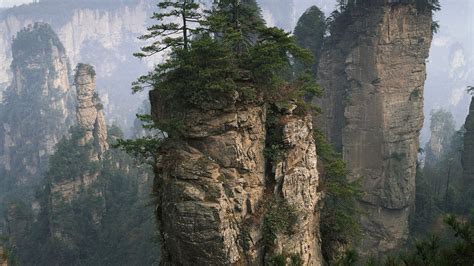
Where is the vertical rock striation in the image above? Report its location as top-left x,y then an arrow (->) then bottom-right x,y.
272,109 -> 322,264
50,63 -> 107,212
151,90 -> 322,264
462,97 -> 474,184
0,22 -> 75,185
74,63 -> 108,160
317,3 -> 433,255
152,92 -> 268,265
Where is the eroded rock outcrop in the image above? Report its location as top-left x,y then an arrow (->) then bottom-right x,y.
425,110 -> 455,166
272,110 -> 321,264
462,97 -> 474,184
74,63 -> 108,160
0,22 -> 75,184
5,64 -> 158,265
45,64 -> 108,246
317,3 -> 433,255
151,90 -> 322,264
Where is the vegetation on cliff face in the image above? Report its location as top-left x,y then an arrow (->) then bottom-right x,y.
0,23 -> 75,240
314,130 -> 362,263
11,23 -> 66,66
336,0 -> 440,12
293,6 -> 326,74
120,0 -> 325,264
330,0 -> 440,34
6,126 -> 159,265
124,0 -> 319,144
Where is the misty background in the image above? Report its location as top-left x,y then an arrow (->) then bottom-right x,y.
0,0 -> 472,143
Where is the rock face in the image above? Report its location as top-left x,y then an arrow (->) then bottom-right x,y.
50,64 -> 107,228
151,90 -> 322,264
272,112 -> 321,264
462,97 -> 474,184
317,3 -> 433,255
74,63 -> 108,160
0,22 -> 75,184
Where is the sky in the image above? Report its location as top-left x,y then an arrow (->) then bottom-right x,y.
0,0 -> 32,8
0,0 -> 472,143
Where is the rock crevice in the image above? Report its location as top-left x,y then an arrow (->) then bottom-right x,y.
151,90 -> 322,265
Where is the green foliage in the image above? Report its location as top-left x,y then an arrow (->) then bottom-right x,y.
126,0 -> 318,166
337,0 -> 440,12
314,130 -> 362,263
468,86 -> 474,95
414,0 -> 441,12
367,215 -> 474,265
134,0 -> 203,57
205,0 -> 265,56
268,253 -> 302,266
293,6 -> 326,73
264,108 -> 286,164
48,127 -> 100,182
75,63 -> 96,78
410,88 -> 422,100
333,249 -> 359,266
11,22 -> 65,67
414,109 -> 467,234
262,198 -> 298,248
330,0 -> 440,35
113,115 -> 165,165
7,126 -> 159,265
269,254 -> 286,266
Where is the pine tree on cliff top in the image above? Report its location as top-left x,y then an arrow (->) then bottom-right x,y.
134,0 -> 202,58
294,6 -> 326,73
132,0 -> 317,103
120,0 -> 319,158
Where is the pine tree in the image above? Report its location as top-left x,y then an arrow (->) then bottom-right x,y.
134,0 -> 203,58
294,6 -> 326,73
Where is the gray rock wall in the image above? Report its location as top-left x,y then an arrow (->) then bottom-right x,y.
462,97 -> 474,184
74,63 -> 108,159
0,22 -> 75,184
317,4 -> 433,255
151,91 -> 322,264
273,112 -> 322,265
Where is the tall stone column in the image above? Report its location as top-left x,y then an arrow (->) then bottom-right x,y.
317,3 -> 433,255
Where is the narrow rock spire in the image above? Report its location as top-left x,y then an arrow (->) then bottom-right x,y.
317,4 -> 433,255
74,63 -> 108,159
462,97 -> 474,184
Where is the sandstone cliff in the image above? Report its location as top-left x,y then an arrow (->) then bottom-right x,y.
50,64 -> 107,218
0,22 -> 75,185
462,97 -> 474,184
74,63 -> 108,160
317,3 -> 433,255
151,90 -> 322,264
